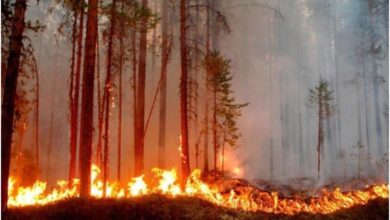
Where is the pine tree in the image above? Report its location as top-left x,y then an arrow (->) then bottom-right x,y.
1,0 -> 27,211
204,51 -> 248,175
70,0 -> 85,186
134,0 -> 148,176
158,0 -> 172,169
307,79 -> 336,181
79,0 -> 99,198
102,0 -> 117,198
179,0 -> 190,183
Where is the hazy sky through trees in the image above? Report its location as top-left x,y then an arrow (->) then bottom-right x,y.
16,0 -> 388,185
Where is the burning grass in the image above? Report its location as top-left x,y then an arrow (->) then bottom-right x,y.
4,195 -> 388,220
6,164 -> 389,217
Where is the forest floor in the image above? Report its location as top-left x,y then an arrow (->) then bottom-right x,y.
3,195 -> 388,220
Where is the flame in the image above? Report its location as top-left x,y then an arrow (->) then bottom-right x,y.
7,164 -> 389,215
128,175 -> 147,196
152,168 -> 182,196
233,167 -> 241,175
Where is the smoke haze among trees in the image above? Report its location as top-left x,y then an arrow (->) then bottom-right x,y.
2,0 -> 388,194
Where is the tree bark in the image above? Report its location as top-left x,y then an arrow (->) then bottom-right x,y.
193,0 -> 200,169
68,8 -> 76,184
131,27 -> 137,176
221,129 -> 226,176
96,30 -> 104,168
35,58 -> 40,172
213,82 -> 217,171
134,0 -> 148,176
103,0 -> 117,197
158,0 -> 168,169
180,0 -> 190,183
70,3 -> 84,183
46,93 -> 55,183
117,0 -> 124,182
203,0 -> 210,173
1,0 -> 27,211
79,0 -> 98,198
317,94 -> 323,181
368,0 -> 384,156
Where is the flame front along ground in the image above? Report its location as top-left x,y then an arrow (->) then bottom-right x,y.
7,164 -> 389,215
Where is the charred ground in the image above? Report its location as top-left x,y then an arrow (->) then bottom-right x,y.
4,195 -> 388,220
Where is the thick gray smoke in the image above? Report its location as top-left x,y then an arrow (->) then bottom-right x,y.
18,0 -> 388,186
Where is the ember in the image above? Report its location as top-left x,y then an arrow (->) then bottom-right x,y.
7,165 -> 388,215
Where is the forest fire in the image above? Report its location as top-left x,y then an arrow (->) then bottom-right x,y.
1,0 -> 389,218
7,164 -> 388,215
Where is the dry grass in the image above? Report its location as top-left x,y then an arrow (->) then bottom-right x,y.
3,195 -> 388,220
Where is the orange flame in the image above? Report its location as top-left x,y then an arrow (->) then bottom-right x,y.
7,164 -> 389,215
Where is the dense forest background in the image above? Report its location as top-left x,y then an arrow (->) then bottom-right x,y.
3,0 -> 388,188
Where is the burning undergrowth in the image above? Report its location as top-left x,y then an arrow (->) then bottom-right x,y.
4,195 -> 389,220
6,164 -> 389,217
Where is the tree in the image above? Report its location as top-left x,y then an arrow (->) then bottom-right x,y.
34,59 -> 40,174
203,0 -> 211,173
351,141 -> 370,179
1,0 -> 27,211
67,3 -> 78,179
376,152 -> 389,181
79,0 -> 98,198
336,149 -> 347,179
117,0 -> 124,182
158,0 -> 172,169
179,0 -> 190,183
69,0 -> 85,185
102,0 -> 117,197
96,27 -> 104,168
204,51 -> 248,174
46,83 -> 57,182
134,0 -> 148,176
367,0 -> 387,156
191,0 -> 200,169
307,79 -> 336,181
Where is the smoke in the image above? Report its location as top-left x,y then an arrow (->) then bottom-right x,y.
14,0 -> 388,186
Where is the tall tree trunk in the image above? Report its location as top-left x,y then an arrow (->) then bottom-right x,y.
362,56 -> 371,155
317,96 -> 323,181
279,73 -> 286,177
221,130 -> 226,176
180,0 -> 190,183
158,0 -> 168,168
204,97 -> 209,172
96,31 -> 104,168
267,15 -> 275,179
131,27 -> 137,175
103,0 -> 117,197
151,0 -> 157,71
46,93 -> 55,183
1,0 -> 27,211
203,0 -> 210,173
356,74 -> 364,178
193,0 -> 200,169
70,4 -> 85,183
212,79 -> 217,171
135,0 -> 148,176
211,0 -> 219,172
79,0 -> 98,198
368,0 -> 384,156
331,7 -> 343,154
68,9 -> 77,181
16,117 -> 27,159
35,60 -> 40,172
298,107 -> 304,176
117,0 -> 124,182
